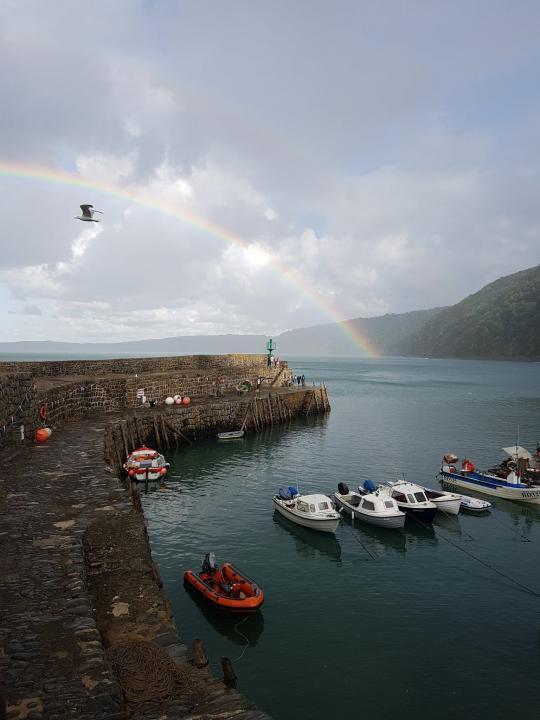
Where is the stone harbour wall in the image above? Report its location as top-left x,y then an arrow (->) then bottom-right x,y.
0,355 -> 291,453
0,353 -> 275,378
0,373 -> 38,451
104,386 -> 331,475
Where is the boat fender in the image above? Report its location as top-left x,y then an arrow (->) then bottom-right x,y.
39,405 -> 46,420
338,482 -> 349,495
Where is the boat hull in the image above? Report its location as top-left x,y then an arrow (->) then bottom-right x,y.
273,498 -> 340,533
398,504 -> 437,524
184,563 -> 264,613
430,496 -> 461,516
217,431 -> 245,440
440,471 -> 540,505
334,493 -> 405,529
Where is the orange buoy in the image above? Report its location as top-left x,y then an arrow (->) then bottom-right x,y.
182,396 -> 191,405
35,427 -> 51,443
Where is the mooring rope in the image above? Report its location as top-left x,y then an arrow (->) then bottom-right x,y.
232,615 -> 252,662
409,514 -> 540,598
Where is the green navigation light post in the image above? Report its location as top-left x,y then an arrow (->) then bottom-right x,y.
266,338 -> 275,367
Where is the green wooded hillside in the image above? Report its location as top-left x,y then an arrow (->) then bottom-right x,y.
405,265 -> 540,360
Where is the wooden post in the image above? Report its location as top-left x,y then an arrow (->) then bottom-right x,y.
152,415 -> 161,448
127,418 -> 137,450
240,402 -> 251,432
164,420 -> 192,445
220,656 -> 237,686
267,396 -> 274,425
192,639 -> 208,667
160,415 -> 170,450
134,415 -> 142,445
305,391 -> 315,417
120,422 -> 130,457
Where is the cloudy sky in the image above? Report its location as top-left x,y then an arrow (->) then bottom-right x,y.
1,0 -> 539,342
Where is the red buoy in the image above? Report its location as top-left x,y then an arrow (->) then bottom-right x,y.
35,427 -> 51,443
182,396 -> 191,405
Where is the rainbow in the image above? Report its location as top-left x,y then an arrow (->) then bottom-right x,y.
0,161 -> 379,356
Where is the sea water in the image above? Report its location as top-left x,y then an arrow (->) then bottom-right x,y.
141,357 -> 540,720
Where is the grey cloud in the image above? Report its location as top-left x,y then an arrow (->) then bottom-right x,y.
1,0 -> 540,342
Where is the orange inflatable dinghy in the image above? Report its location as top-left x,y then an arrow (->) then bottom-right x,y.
184,553 -> 264,613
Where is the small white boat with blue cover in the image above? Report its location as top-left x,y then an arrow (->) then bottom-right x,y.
334,482 -> 405,529
458,494 -> 491,513
272,486 -> 340,534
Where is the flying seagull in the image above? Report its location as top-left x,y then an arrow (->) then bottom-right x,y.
74,204 -> 103,222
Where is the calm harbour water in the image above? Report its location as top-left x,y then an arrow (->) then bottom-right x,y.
141,357 -> 540,720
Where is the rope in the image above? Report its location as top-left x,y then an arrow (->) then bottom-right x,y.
232,615 -> 251,662
107,640 -> 196,706
408,514 -> 540,598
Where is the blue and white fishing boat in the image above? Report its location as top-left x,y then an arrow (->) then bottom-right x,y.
439,453 -> 540,505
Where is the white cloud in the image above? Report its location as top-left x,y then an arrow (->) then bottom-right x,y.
1,0 -> 540,342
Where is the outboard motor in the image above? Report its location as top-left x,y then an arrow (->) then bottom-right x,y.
202,552 -> 217,574
363,479 -> 377,493
337,482 -> 349,495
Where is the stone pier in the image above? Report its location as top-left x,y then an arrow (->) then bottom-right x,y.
0,355 -> 330,718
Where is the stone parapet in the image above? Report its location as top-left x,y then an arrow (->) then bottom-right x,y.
0,353 -> 277,378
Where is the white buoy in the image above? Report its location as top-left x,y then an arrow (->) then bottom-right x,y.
165,396 -> 174,406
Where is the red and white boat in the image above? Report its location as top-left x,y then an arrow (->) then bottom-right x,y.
123,445 -> 169,482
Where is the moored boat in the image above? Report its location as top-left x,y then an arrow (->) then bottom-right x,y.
272,487 -> 340,533
123,445 -> 169,482
184,553 -> 264,613
458,494 -> 491,513
421,486 -> 461,515
439,454 -> 540,505
334,482 -> 405,529
217,430 -> 245,440
359,479 -> 438,524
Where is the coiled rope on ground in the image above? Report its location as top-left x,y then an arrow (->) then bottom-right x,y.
107,640 -> 196,706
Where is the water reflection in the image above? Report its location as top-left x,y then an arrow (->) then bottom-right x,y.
183,580 -> 265,646
342,516 -> 407,555
434,512 -> 465,538
272,511 -> 342,562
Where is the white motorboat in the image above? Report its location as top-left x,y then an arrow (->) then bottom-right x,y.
421,486 -> 461,515
457,494 -> 491,513
359,479 -> 438,524
334,482 -> 405,529
272,487 -> 340,534
123,445 -> 169,482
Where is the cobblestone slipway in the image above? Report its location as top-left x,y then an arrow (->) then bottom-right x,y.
0,415 -> 270,720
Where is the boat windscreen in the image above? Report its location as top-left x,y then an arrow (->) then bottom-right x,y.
414,492 -> 427,502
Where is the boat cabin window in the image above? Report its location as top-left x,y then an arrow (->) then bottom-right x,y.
414,492 -> 427,503
297,501 -> 309,512
384,501 -> 394,509
318,501 -> 329,510
394,493 -> 406,502
407,494 -> 416,503
309,504 -> 316,512
362,500 -> 375,511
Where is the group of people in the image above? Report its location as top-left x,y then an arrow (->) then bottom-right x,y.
291,374 -> 306,387
268,355 -> 280,368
